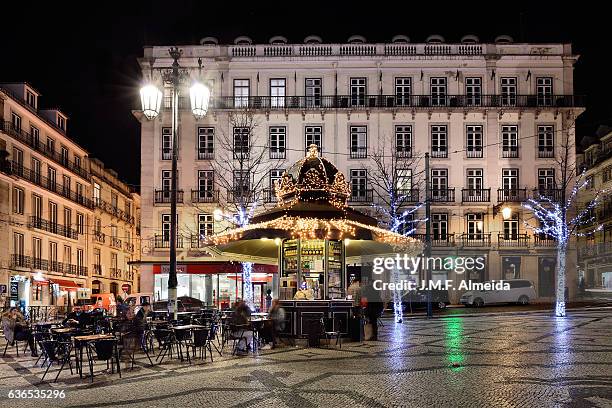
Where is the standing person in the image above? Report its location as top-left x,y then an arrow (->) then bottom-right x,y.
365,300 -> 384,341
1,308 -> 36,356
267,299 -> 286,349
265,289 -> 272,311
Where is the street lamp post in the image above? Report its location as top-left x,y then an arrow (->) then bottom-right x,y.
140,47 -> 210,320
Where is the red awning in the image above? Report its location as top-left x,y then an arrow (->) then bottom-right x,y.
49,279 -> 82,289
152,262 -> 277,275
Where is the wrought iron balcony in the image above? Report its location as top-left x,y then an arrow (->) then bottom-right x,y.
92,231 -> 105,244
502,147 -> 519,158
154,190 -> 184,204
154,235 -> 184,249
497,188 -> 528,202
534,234 -> 557,247
532,188 -> 563,203
537,148 -> 554,158
10,254 -> 84,275
578,242 -> 612,259
269,147 -> 286,159
110,237 -> 122,249
190,234 -> 205,249
191,189 -> 219,203
459,233 -> 491,247
395,188 -> 420,203
349,189 -> 374,203
350,146 -> 368,159
498,233 -> 530,247
197,148 -> 214,160
110,268 -> 122,279
263,188 -> 278,203
2,161 -> 92,209
0,120 -> 90,180
205,94 -> 585,110
395,147 -> 412,158
410,233 -> 456,247
461,188 -> 491,203
93,199 -> 135,224
466,148 -> 483,158
28,216 -> 78,240
92,264 -> 103,276
430,188 -> 455,203
431,149 -> 448,158
227,189 -> 253,203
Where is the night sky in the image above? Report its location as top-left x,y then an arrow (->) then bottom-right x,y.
3,2 -> 608,190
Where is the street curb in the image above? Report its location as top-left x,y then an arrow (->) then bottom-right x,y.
382,305 -> 612,321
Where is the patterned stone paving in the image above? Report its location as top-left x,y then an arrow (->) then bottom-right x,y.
1,310 -> 611,407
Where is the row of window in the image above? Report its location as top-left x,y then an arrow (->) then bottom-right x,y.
164,124 -> 556,160
227,76 -> 555,107
158,167 -> 557,201
91,247 -> 131,272
92,182 -> 133,217
12,232 -> 84,267
10,112 -> 79,168
155,212 -> 523,242
12,187 -> 85,234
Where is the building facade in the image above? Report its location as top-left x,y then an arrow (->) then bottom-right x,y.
577,128 -> 612,297
136,34 -> 583,306
0,82 -> 140,310
89,158 -> 141,297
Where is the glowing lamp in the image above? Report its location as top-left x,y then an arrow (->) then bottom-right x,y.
190,81 -> 210,119
501,207 -> 512,220
213,209 -> 223,221
140,84 -> 163,120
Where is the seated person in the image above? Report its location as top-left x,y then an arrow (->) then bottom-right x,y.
1,308 -> 36,356
231,300 -> 253,352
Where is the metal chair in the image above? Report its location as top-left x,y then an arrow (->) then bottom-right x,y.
39,340 -> 73,383
320,317 -> 342,348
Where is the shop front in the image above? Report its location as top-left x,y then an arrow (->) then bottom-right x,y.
7,272 -> 84,312
151,262 -> 277,310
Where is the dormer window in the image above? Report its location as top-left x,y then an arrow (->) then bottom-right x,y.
26,90 -> 37,109
57,115 -> 66,131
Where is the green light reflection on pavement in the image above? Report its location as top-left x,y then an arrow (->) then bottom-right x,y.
445,317 -> 466,372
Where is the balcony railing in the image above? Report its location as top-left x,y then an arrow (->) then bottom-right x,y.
263,188 -> 278,203
461,188 -> 491,203
533,188 -> 564,203
349,189 -> 374,203
205,94 -> 584,110
110,268 -> 122,279
191,234 -> 204,249
191,189 -> 219,203
466,148 -> 483,158
578,242 -> 612,258
534,235 -> 557,247
430,188 -> 455,203
350,147 -> 368,159
1,161 -> 93,209
92,231 -> 105,244
197,148 -> 214,160
92,264 -> 103,276
0,120 -> 90,180
154,235 -> 184,249
125,242 -> 134,252
92,198 -> 135,224
459,233 -> 491,247
270,148 -> 286,159
411,233 -> 456,247
28,216 -> 78,240
537,148 -> 554,158
502,147 -> 519,158
124,270 -> 135,281
10,254 -> 85,275
110,237 -> 122,249
497,188 -> 527,202
431,149 -> 448,158
154,190 -> 184,204
227,189 -> 253,203
498,233 -> 530,247
395,188 -> 419,203
396,147 -> 412,158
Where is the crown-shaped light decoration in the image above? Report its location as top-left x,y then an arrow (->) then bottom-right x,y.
274,144 -> 350,208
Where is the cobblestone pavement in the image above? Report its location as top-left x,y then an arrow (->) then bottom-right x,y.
1,310 -> 611,408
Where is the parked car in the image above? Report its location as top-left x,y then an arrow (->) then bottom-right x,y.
460,279 -> 537,307
124,292 -> 154,314
402,289 -> 450,310
74,293 -> 117,315
152,296 -> 204,313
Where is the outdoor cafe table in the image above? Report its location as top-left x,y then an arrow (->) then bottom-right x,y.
73,334 -> 115,378
172,324 -> 209,331
51,327 -> 75,335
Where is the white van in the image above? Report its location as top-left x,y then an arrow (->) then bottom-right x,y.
123,293 -> 154,314
459,280 -> 537,307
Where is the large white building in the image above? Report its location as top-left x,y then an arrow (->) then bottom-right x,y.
136,34 -> 584,306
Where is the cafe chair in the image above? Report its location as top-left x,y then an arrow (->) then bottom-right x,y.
85,339 -> 121,383
39,340 -> 73,383
2,319 -> 30,357
320,317 -> 342,348
33,331 -> 53,366
153,328 -> 177,365
187,328 -> 208,362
